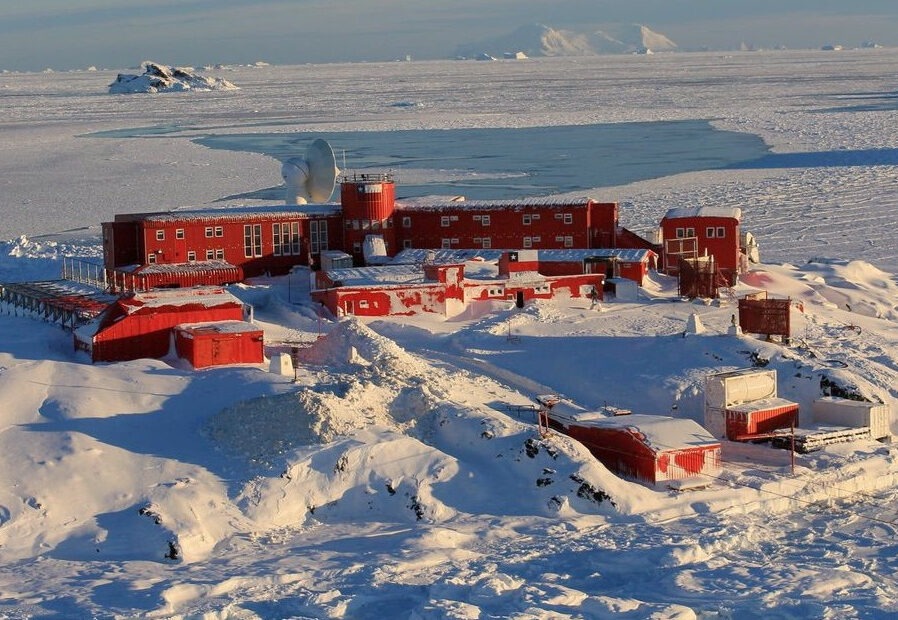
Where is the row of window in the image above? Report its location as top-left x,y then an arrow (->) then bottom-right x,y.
345,218 -> 392,231
155,226 -> 227,242
425,213 -> 575,228
675,226 -> 726,239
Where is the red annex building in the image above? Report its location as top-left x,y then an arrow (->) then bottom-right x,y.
312,251 -> 604,317
659,207 -> 745,286
101,174 -> 656,291
544,411 -> 722,487
74,287 -> 251,363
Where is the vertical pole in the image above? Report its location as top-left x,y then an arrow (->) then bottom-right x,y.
791,417 -> 795,475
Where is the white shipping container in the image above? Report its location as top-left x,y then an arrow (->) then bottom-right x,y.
812,397 -> 891,441
704,368 -> 778,439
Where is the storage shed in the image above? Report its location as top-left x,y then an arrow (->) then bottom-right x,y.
546,412 -> 721,487
75,287 -> 248,363
725,398 -> 799,441
174,320 -> 264,369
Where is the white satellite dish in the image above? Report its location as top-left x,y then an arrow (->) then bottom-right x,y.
281,138 -> 339,205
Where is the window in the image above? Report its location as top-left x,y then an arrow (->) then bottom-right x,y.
402,216 -> 411,228
473,237 -> 481,244
214,226 -> 223,238
358,300 -> 369,309
441,216 -> 450,227
187,251 -> 196,261
290,222 -> 301,255
441,238 -> 452,249
532,236 -> 541,243
155,230 -> 165,241
215,248 -> 224,259
243,224 -> 262,258
563,213 -> 573,225
473,215 -> 481,221
482,237 -> 491,249
716,227 -> 725,238
403,239 -> 413,249
676,227 -> 685,238
686,227 -> 695,238
310,220 -> 328,253
532,214 -> 540,220
523,214 -> 532,226
362,220 -> 370,230
147,253 -> 157,264
564,236 -> 573,248
372,220 -> 380,231
205,227 -> 214,238
555,236 -> 564,242
273,223 -> 282,256
523,236 -> 532,248
707,227 -> 716,238
353,242 -> 362,253
206,249 -> 215,260
481,215 -> 491,226
175,228 -> 185,240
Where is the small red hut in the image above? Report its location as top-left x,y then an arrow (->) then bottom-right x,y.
174,321 -> 264,369
75,287 -> 249,363
546,412 -> 722,487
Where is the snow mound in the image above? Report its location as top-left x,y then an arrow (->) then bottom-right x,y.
108,61 -> 239,94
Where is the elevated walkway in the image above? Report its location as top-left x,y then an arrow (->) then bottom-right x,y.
0,280 -> 117,330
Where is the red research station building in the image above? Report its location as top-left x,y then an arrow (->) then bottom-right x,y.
659,207 -> 745,286
100,174 -> 654,291
312,250 -> 604,318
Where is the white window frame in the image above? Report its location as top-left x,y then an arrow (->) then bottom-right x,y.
155,230 -> 165,241
214,226 -> 224,238
205,226 -> 214,238
523,236 -> 533,249
707,227 -> 716,238
441,216 -> 450,227
523,214 -> 532,226
175,228 -> 185,240
441,238 -> 452,249
187,251 -> 196,262
563,213 -> 573,225
402,216 -> 411,228
206,249 -> 215,260
481,215 -> 491,226
716,227 -> 725,238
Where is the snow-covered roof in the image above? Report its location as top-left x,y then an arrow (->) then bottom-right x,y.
324,264 -> 437,288
663,207 -> 742,221
138,204 -> 340,224
127,260 -> 239,275
120,286 -> 243,311
395,196 -> 596,212
726,397 -> 798,414
567,413 -> 719,450
392,247 -> 654,265
175,320 -> 261,335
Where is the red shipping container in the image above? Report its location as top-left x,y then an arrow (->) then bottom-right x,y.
726,398 -> 798,441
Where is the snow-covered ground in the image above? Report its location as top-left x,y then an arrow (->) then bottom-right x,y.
0,49 -> 897,618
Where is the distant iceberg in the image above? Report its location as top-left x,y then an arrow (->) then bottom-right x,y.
108,61 -> 239,94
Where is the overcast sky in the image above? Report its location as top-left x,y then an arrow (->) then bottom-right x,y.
2,1 -> 897,71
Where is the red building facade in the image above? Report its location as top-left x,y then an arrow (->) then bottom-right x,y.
101,176 -> 637,290
659,207 -> 743,286
74,287 -> 249,362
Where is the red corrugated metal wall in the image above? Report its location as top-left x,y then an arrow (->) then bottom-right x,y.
92,305 -> 244,362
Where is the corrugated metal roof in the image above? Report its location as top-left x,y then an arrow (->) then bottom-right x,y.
663,206 -> 741,221
141,204 -> 341,223
395,197 -> 597,211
